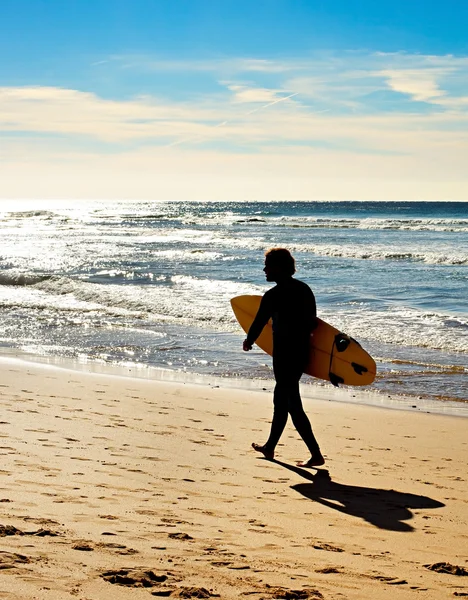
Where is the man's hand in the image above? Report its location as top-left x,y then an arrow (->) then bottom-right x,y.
243,339 -> 253,351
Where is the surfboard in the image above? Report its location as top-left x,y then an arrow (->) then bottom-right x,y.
231,295 -> 376,387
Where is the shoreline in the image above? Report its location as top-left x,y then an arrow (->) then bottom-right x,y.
1,348 -> 467,418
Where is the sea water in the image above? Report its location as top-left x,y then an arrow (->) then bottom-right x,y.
0,200 -> 467,410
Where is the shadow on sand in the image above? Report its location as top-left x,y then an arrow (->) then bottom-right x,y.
272,460 -> 445,532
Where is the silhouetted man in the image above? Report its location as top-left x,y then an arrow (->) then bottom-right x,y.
243,248 -> 324,467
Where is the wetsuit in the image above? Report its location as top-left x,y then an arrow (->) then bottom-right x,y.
246,277 -> 322,457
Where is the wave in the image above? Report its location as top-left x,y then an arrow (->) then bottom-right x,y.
126,229 -> 467,265
357,218 -> 468,232
262,243 -> 468,265
92,226 -> 467,266
152,249 -> 226,261
82,207 -> 468,233
210,238 -> 468,265
107,212 -> 468,232
387,358 -> 467,373
235,217 -> 267,224
0,271 -> 52,286
1,270 -> 466,355
270,216 -> 468,232
0,273 -> 260,327
319,306 -> 468,355
1,210 -> 63,220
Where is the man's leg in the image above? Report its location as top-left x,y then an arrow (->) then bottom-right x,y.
252,358 -> 291,459
280,362 -> 324,465
288,383 -> 323,460
252,358 -> 324,464
263,380 -> 290,451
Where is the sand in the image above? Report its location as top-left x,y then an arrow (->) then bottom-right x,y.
0,357 -> 467,599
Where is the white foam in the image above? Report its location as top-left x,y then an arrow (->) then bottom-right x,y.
283,242 -> 468,265
270,215 -> 468,233
6,274 -> 258,327
319,305 -> 468,354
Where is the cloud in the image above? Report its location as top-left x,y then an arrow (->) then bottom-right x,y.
1,81 -> 467,160
1,50 -> 468,200
0,86 -> 227,143
98,50 -> 468,114
111,55 -> 292,74
380,69 -> 446,102
225,84 -> 280,103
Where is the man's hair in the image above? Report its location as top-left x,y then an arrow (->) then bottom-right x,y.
265,248 -> 296,276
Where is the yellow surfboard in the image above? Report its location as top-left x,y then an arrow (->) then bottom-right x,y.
231,295 -> 376,387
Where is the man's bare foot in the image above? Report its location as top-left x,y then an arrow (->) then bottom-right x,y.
252,443 -> 274,460
296,455 -> 325,468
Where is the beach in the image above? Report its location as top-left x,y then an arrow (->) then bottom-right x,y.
0,358 -> 467,599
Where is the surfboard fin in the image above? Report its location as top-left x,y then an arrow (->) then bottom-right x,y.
329,372 -> 344,387
351,362 -> 368,375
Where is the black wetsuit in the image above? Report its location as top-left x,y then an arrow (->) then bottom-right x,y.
246,277 -> 322,457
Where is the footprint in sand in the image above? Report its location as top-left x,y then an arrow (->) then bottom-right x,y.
0,525 -> 23,537
311,541 -> 344,553
0,551 -> 30,569
0,524 -> 60,538
168,532 -> 194,541
100,568 -> 168,587
316,567 -> 341,574
72,542 -> 95,551
267,586 -> 323,599
424,562 -> 468,576
172,587 -> 219,597
97,542 -> 139,555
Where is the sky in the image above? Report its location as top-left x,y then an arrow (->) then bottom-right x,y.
1,0 -> 468,201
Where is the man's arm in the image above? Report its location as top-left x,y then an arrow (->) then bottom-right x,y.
243,294 -> 272,351
304,285 -> 318,333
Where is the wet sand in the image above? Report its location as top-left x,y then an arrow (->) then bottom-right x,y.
0,358 -> 467,599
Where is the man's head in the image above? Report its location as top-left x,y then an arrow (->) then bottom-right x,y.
263,248 -> 296,282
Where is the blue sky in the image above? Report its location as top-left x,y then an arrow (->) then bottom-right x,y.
1,0 -> 468,200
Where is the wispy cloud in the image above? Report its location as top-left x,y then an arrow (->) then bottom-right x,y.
380,69 -> 446,101
225,84 -> 281,103
1,50 -> 467,200
110,55 -> 292,74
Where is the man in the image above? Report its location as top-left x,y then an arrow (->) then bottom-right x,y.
243,248 -> 324,467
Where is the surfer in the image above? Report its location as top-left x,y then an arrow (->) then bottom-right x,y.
243,248 -> 325,468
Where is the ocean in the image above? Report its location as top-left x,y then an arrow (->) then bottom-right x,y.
1,199 -> 467,413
